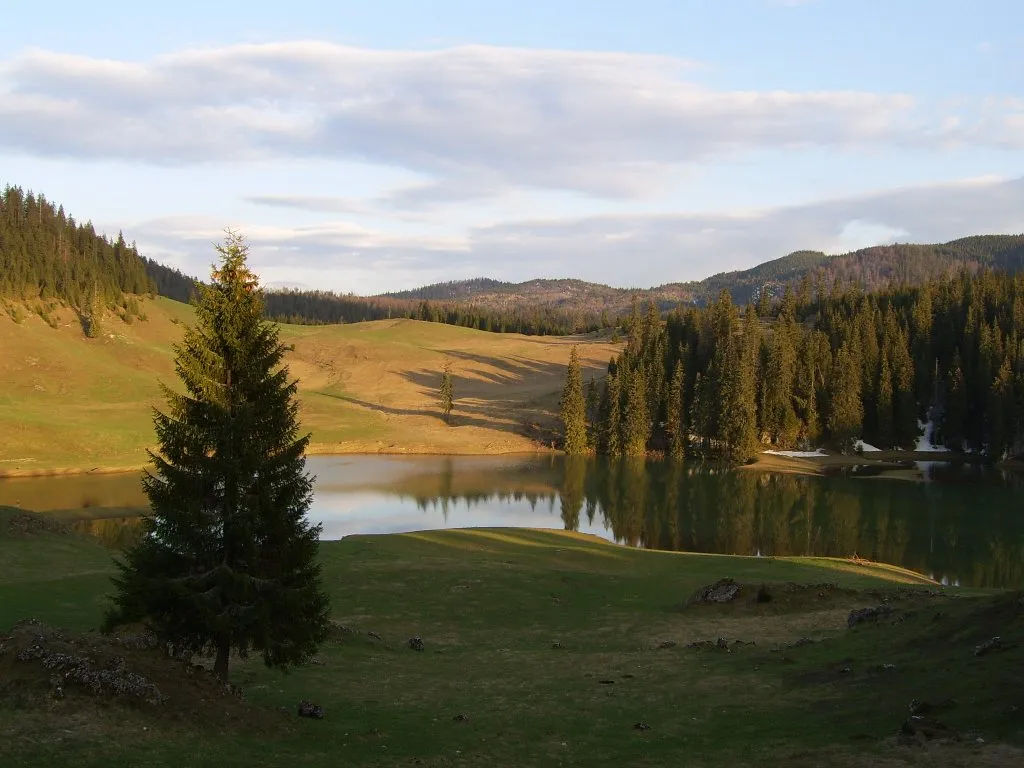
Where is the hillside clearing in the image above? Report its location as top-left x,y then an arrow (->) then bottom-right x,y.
0,298 -> 618,473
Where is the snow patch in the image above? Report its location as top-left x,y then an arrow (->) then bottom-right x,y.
763,449 -> 827,458
853,439 -> 882,452
915,419 -> 948,453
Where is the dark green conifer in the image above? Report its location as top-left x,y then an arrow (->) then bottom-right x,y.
560,346 -> 588,454
104,232 -> 329,682
439,363 -> 455,423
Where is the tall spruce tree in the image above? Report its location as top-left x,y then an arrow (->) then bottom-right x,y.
623,366 -> 651,456
666,358 -> 685,459
439,363 -> 455,423
560,346 -> 588,454
104,232 -> 329,681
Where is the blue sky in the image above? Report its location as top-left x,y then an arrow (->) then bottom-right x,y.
2,0 -> 1023,292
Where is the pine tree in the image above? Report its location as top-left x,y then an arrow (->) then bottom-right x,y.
584,377 -> 600,449
666,358 -> 685,459
875,348 -> 894,449
560,346 -> 588,454
103,232 -> 329,682
827,341 -> 864,452
604,373 -> 623,456
439,363 -> 455,424
623,366 -> 650,456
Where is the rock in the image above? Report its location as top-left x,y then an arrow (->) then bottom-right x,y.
598,679 -> 615,685
658,641 -> 676,649
847,605 -> 893,628
692,579 -> 741,605
899,716 -> 954,742
974,636 -> 1002,657
453,713 -> 469,722
298,700 -> 324,719
686,638 -> 731,652
551,641 -> 563,649
910,698 -> 956,716
367,632 -> 383,642
633,722 -> 651,731
791,637 -> 815,648
407,636 -> 425,652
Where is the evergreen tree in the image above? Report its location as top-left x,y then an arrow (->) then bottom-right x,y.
827,341 -> 864,452
584,377 -> 600,450
666,358 -> 685,459
439,363 -> 455,423
560,346 -> 588,454
875,348 -> 894,449
604,373 -> 623,456
103,232 -> 329,682
623,366 -> 650,456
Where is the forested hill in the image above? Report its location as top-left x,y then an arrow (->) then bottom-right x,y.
384,235 -> 1024,312
0,186 -> 153,307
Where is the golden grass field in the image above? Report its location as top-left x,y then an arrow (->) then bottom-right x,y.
0,297 -> 619,474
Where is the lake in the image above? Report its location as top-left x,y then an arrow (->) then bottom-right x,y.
2,455 -> 1022,589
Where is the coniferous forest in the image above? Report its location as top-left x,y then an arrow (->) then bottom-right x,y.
588,273 -> 1024,461
0,186 -> 153,307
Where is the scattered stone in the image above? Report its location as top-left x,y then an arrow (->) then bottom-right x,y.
15,643 -> 165,705
691,579 -> 741,605
899,716 -> 954,742
974,636 -> 1002,657
633,722 -> 651,731
551,641 -> 563,650
658,641 -> 676,649
839,666 -> 852,675
685,638 -> 732,652
298,700 -> 324,719
791,637 -> 815,648
847,605 -> 894,628
407,636 -> 425,652
453,713 -> 469,722
882,663 -> 896,670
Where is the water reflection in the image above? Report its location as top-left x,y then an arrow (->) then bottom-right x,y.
3,455 -> 1022,589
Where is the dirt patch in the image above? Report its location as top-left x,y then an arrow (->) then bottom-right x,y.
0,620 -> 283,733
685,580 -> 862,615
1,509 -> 70,537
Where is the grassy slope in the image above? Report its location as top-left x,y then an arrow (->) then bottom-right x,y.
0,298 -> 618,473
1,509 -> 1021,767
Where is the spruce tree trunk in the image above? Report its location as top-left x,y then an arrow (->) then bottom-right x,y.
214,638 -> 230,681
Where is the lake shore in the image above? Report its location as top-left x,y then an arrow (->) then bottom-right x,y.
1,444 -> 992,480
745,448 -> 975,479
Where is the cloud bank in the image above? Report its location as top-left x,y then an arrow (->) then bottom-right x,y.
2,42 -> 1022,200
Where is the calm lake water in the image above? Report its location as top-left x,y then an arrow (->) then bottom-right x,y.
2,455 -> 1022,589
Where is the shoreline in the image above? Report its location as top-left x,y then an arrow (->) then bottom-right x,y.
0,444 -> 1000,480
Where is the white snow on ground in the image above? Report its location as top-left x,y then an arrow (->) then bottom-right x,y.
915,419 -> 949,452
853,439 -> 882,452
762,449 -> 827,458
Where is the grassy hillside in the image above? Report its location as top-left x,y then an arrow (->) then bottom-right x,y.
0,297 -> 619,473
1,510 -> 1021,767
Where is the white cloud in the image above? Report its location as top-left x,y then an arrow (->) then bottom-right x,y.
126,176 -> 1024,294
2,42 -> 1021,199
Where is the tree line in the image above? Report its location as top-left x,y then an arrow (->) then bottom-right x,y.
143,258 -> 609,335
0,186 -> 152,308
563,270 -> 1024,461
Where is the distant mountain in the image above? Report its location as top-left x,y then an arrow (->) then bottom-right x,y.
379,235 -> 1024,313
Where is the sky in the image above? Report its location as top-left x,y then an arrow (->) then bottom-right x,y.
2,0 -> 1023,294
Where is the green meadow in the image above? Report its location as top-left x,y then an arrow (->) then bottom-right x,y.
2,506 -> 1021,767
